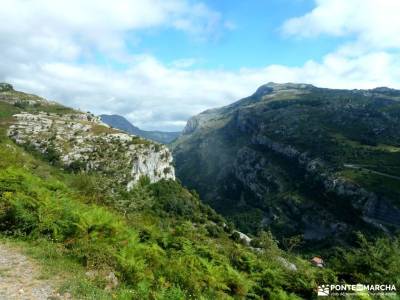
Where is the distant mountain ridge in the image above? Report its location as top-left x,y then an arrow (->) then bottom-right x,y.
100,114 -> 180,144
1,82 -> 399,298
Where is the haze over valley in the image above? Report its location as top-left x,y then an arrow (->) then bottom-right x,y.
1,1 -> 400,299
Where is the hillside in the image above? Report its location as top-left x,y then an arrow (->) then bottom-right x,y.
172,83 -> 400,248
100,114 -> 180,144
0,83 -> 322,299
0,83 -> 399,299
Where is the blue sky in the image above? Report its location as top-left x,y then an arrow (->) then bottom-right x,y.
1,0 -> 399,131
93,0 -> 339,70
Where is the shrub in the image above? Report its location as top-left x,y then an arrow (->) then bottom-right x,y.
150,180 -> 198,219
66,160 -> 87,172
329,232 -> 400,285
44,143 -> 60,164
14,101 -> 29,109
0,149 -> 343,299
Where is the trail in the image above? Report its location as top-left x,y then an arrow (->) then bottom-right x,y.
343,164 -> 400,180
0,243 -> 68,300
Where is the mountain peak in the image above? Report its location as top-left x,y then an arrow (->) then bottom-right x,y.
172,83 -> 400,242
0,82 -> 14,92
254,82 -> 315,97
265,82 -> 315,89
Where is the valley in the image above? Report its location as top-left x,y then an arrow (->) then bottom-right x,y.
0,83 -> 399,299
172,83 -> 400,248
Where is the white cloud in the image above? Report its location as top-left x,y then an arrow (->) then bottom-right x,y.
1,0 -> 400,131
169,58 -> 199,68
6,49 -> 400,131
0,0 -> 232,130
282,0 -> 400,51
277,0 -> 400,97
0,0 -> 226,62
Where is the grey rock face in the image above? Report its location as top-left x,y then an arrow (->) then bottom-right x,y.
233,230 -> 252,245
252,132 -> 400,229
277,257 -> 297,272
8,112 -> 175,188
182,116 -> 200,135
173,82 -> 400,242
234,147 -> 284,199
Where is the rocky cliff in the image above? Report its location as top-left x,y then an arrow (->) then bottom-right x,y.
2,84 -> 175,189
172,82 -> 400,245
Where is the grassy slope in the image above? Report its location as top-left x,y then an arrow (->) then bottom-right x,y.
0,97 -> 329,299
172,87 -> 400,241
1,92 -> 400,299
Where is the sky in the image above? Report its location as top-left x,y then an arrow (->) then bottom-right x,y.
1,0 -> 400,131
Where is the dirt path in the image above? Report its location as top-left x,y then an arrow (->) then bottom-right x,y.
0,243 -> 67,300
343,164 -> 400,180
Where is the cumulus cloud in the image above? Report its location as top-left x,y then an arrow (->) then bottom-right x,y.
1,0 -> 400,131
6,50 -> 400,131
0,0 -> 232,130
0,0 -> 226,61
277,0 -> 400,103
282,0 -> 400,51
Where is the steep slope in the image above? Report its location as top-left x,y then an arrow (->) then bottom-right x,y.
172,83 -> 400,245
1,84 -> 175,189
0,83 -> 333,299
1,83 -> 400,298
100,114 -> 180,144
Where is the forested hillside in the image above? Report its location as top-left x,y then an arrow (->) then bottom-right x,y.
172,83 -> 400,251
0,83 -> 399,299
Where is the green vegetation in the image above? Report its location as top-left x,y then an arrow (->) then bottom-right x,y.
1,85 -> 400,299
172,84 -> 400,248
0,139 -> 330,299
329,233 -> 400,286
90,124 -> 120,135
339,169 -> 400,206
0,237 -> 114,299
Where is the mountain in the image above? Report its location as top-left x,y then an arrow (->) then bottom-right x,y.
1,83 -> 399,299
100,114 -> 180,144
4,99 -> 175,189
172,82 -> 400,247
0,83 -> 325,298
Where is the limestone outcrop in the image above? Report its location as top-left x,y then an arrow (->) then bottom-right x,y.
7,111 -> 175,189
